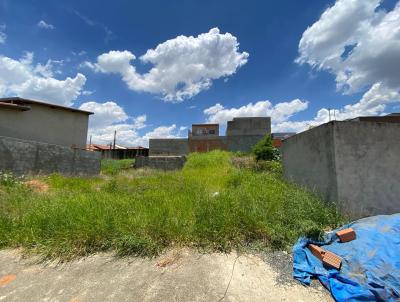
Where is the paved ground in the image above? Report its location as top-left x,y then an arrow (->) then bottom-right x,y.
0,248 -> 332,302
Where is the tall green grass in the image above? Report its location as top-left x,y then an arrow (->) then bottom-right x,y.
0,151 -> 343,260
101,158 -> 134,175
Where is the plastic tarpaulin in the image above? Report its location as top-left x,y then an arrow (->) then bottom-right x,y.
293,214 -> 400,301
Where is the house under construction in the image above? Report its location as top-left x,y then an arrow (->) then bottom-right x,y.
149,117 -> 271,156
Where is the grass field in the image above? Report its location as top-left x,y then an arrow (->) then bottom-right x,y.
0,151 -> 343,260
101,158 -> 135,175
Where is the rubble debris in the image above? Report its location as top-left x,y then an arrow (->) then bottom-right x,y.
294,214 -> 400,301
322,251 -> 342,270
336,228 -> 356,243
308,244 -> 342,270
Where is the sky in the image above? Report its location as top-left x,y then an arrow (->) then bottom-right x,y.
0,0 -> 399,146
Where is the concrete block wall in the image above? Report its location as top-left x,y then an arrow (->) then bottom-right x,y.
135,156 -> 187,170
281,123 -> 338,203
149,139 -> 189,156
226,117 -> 271,136
0,136 -> 101,176
282,121 -> 400,218
333,122 -> 400,217
227,135 -> 265,153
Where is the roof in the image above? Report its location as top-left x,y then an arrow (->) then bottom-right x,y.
86,144 -> 148,151
0,97 -> 94,115
231,117 -> 270,120
126,146 -> 148,150
350,115 -> 400,123
272,132 -> 296,139
0,102 -> 31,111
86,144 -> 111,151
192,123 -> 219,127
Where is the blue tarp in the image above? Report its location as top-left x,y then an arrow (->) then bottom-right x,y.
293,214 -> 400,302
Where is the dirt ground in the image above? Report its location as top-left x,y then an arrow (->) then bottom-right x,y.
0,248 -> 332,302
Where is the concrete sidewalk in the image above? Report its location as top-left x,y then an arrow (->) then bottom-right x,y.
0,249 -> 332,302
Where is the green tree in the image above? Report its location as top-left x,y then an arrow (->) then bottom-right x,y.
252,135 -> 280,161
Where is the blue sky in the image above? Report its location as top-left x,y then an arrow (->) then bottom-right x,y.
1,0 -> 399,146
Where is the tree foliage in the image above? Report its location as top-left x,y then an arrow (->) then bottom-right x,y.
252,135 -> 280,161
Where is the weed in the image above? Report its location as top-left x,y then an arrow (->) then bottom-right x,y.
101,159 -> 134,175
0,151 -> 343,260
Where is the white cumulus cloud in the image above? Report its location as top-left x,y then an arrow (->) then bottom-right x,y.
79,101 -> 128,129
204,99 -> 309,126
203,81 -> 400,134
297,0 -> 400,94
0,52 -> 86,106
84,28 -> 249,102
287,0 -> 400,133
274,83 -> 400,133
80,101 -> 183,147
37,20 -> 55,30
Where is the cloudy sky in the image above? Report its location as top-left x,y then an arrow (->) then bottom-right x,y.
1,0 -> 399,146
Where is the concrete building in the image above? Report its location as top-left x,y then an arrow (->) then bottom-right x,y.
226,117 -> 271,152
140,117 -> 271,170
281,120 -> 400,219
190,124 -> 220,137
188,123 -> 227,153
149,117 -> 271,156
0,97 -> 92,149
0,97 -> 100,176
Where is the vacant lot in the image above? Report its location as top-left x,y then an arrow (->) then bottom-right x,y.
0,151 -> 343,260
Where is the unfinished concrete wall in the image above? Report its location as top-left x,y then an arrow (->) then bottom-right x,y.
0,136 -> 100,176
227,135 -> 265,153
225,117 -> 271,152
282,121 -> 400,218
135,156 -> 186,170
149,139 -> 189,156
189,136 -> 227,153
226,117 -> 271,136
333,122 -> 400,218
0,103 -> 89,148
281,123 -> 338,203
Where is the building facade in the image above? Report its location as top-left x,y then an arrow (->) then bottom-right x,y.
149,117 -> 271,155
0,97 -> 92,149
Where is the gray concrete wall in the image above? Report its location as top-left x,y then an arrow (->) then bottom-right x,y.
281,123 -> 338,203
333,122 -> 400,218
0,103 -> 89,148
135,156 -> 186,170
282,121 -> 400,219
149,139 -> 189,156
0,136 -> 100,176
226,117 -> 271,136
227,135 -> 265,153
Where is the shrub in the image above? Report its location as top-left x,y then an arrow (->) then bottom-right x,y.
252,135 -> 280,161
